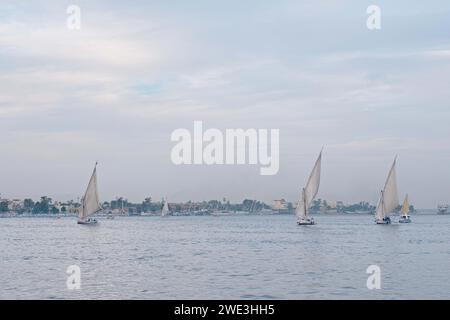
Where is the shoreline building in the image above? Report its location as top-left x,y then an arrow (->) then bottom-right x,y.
272,199 -> 290,214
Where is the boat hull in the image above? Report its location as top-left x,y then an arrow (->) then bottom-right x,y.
77,218 -> 98,225
375,217 -> 391,225
399,217 -> 411,223
297,218 -> 316,226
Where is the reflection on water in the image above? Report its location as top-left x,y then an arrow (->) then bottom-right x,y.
0,214 -> 449,299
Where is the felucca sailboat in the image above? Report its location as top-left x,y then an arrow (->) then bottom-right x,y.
161,198 -> 170,217
296,149 -> 322,226
78,163 -> 102,225
399,194 -> 411,223
375,157 -> 399,225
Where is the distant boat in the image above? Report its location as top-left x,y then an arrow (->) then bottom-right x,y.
344,210 -> 373,215
437,204 -> 449,215
375,157 -> 399,225
248,200 -> 257,214
209,201 -> 234,216
399,194 -> 411,223
161,198 -> 170,217
259,208 -> 274,215
78,163 -> 102,225
210,210 -> 233,217
296,149 -> 322,226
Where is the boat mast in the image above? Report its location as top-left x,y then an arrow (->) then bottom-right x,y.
403,194 -> 409,217
303,188 -> 307,218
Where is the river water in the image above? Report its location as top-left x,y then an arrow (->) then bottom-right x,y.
1,213 -> 449,299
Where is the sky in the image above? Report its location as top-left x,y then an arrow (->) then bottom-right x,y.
1,0 -> 450,208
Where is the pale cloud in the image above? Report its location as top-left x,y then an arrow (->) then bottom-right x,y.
1,0 -> 450,207
1,23 -> 158,67
422,48 -> 450,59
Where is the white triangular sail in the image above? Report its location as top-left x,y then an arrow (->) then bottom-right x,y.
161,198 -> 169,216
401,194 -> 410,218
79,164 -> 102,220
375,158 -> 399,220
375,194 -> 384,221
296,150 -> 322,219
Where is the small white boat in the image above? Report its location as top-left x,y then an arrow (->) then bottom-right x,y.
437,204 -> 449,215
78,217 -> 98,225
375,157 -> 399,225
296,149 -> 322,226
399,194 -> 411,223
77,163 -> 102,225
398,217 -> 411,223
210,210 -> 233,216
161,198 -> 170,217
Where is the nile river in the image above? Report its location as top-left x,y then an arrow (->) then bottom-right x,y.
0,213 -> 449,299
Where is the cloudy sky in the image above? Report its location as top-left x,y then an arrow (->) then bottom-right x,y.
1,0 -> 450,207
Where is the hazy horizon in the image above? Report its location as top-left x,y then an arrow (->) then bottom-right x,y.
1,1 -> 450,207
